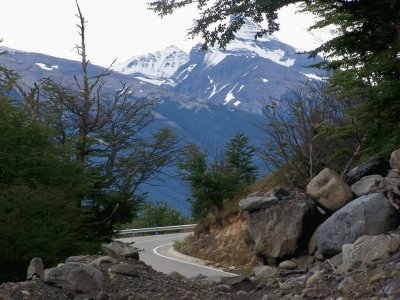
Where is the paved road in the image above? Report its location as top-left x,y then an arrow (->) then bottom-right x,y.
118,232 -> 237,278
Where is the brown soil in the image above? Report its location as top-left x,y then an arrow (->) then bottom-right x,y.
190,213 -> 258,271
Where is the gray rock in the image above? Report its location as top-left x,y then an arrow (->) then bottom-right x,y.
306,271 -> 323,286
220,276 -> 256,292
101,241 -> 139,259
169,271 -> 187,280
345,156 -> 390,185
328,253 -> 343,269
382,280 -> 400,296
337,277 -> 354,291
27,258 -> 44,280
244,196 -> 317,260
90,256 -> 118,268
44,262 -> 103,292
307,168 -> 353,211
341,234 -> 400,271
316,193 -> 397,257
351,175 -> 385,196
65,255 -> 90,264
270,187 -> 289,200
279,276 -> 306,291
262,295 -> 279,300
109,263 -> 138,277
385,169 -> 400,194
201,275 -> 223,284
278,260 -> 297,270
239,193 -> 278,212
190,274 -> 207,281
252,265 -> 278,281
217,284 -> 232,291
390,149 -> 400,169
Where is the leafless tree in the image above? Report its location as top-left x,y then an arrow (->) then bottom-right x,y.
257,80 -> 361,188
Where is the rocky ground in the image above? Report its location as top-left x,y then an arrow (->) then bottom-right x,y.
2,241 -> 400,300
0,241 -> 265,300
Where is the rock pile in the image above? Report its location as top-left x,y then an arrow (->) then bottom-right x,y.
0,241 -> 265,300
236,148 -> 400,299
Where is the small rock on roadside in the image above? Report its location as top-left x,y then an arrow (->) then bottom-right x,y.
101,241 -> 139,259
390,148 -> 400,169
306,271 -> 323,286
337,277 -> 354,291
279,260 -> 297,270
109,263 -> 138,277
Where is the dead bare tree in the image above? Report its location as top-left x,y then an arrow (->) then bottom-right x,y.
33,1 -> 180,234
257,80 -> 361,188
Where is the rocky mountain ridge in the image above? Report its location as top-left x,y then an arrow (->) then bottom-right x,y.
114,19 -> 325,115
114,45 -> 189,86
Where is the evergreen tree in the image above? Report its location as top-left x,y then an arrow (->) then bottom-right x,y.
225,133 -> 257,185
179,136 -> 257,219
124,201 -> 189,228
0,98 -> 97,283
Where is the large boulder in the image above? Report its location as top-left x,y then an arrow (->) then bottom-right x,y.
239,193 -> 278,212
307,168 -> 353,211
341,234 -> 400,271
101,241 -> 139,259
316,193 -> 397,257
345,156 -> 390,185
44,262 -> 103,292
243,194 -> 318,262
390,149 -> 400,169
385,169 -> 400,195
90,256 -> 118,268
109,263 -> 139,277
351,175 -> 385,197
239,188 -> 289,212
220,276 -> 256,292
27,258 -> 44,280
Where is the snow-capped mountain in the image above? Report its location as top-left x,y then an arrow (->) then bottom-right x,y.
116,19 -> 325,115
114,45 -> 189,86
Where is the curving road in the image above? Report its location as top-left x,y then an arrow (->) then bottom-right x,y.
118,232 -> 237,278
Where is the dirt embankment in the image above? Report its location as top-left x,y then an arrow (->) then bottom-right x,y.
184,212 -> 257,273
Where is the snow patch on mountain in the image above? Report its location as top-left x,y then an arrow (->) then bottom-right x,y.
234,18 -> 272,42
204,51 -> 227,68
224,83 -> 238,105
35,63 -> 58,71
209,83 -> 229,99
175,64 -> 197,84
134,76 -> 166,86
302,73 -> 323,81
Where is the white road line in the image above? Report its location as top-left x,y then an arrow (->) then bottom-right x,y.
152,243 -> 238,276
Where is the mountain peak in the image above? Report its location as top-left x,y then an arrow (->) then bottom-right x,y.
114,45 -> 189,81
232,18 -> 271,41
